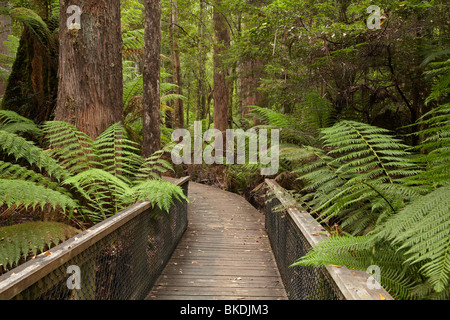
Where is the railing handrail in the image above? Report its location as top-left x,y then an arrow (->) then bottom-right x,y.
265,179 -> 394,300
0,176 -> 190,300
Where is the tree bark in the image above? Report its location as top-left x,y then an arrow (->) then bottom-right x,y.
169,0 -> 184,129
196,0 -> 207,121
213,0 -> 230,134
142,0 -> 161,157
55,0 -> 123,139
0,1 -> 11,97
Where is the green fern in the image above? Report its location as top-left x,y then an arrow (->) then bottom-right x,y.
293,234 -> 423,300
249,105 -> 316,145
43,121 -> 98,175
295,121 -> 419,234
0,110 -> 42,138
378,185 -> 450,293
127,179 -> 189,213
0,179 -> 77,212
63,168 -> 132,222
9,8 -> 56,55
94,123 -> 144,183
1,113 -> 188,267
0,130 -> 69,181
137,150 -> 174,180
0,222 -> 80,270
291,105 -> 450,299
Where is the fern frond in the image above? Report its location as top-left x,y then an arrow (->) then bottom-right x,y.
0,130 -> 68,181
63,168 -> 132,221
94,123 -> 144,182
294,236 -> 421,299
138,150 -> 174,180
10,8 -> 56,55
0,179 -> 77,212
248,105 -> 314,144
0,222 -> 79,269
43,121 -> 98,174
379,185 -> 450,293
127,179 -> 188,213
0,110 -> 42,138
0,161 -> 68,196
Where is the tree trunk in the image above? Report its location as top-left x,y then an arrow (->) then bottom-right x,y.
169,0 -> 184,129
55,0 -> 123,139
196,0 -> 207,121
142,0 -> 161,157
0,1 -> 11,97
213,0 -> 230,134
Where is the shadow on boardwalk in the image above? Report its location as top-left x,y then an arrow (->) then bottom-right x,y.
147,181 -> 287,300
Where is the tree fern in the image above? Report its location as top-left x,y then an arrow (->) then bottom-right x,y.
9,8 -> 56,55
42,121 -> 98,175
0,179 -> 77,212
63,169 -> 132,222
0,130 -> 69,181
0,110 -> 42,138
0,222 -> 79,270
378,185 -> 450,293
291,105 -> 450,299
249,105 -> 316,145
1,114 -> 188,274
293,235 -> 423,300
127,179 -> 189,213
94,123 -> 143,183
295,121 -> 419,234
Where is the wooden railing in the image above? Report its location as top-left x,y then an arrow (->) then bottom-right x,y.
265,179 -> 394,300
0,177 -> 190,300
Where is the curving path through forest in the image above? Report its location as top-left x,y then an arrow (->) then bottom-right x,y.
146,181 -> 287,300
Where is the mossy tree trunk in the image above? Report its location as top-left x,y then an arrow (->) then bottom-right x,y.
2,25 -> 58,123
54,0 -> 123,139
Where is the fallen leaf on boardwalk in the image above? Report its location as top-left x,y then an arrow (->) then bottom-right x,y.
45,251 -> 51,256
380,293 -> 386,300
329,265 -> 341,268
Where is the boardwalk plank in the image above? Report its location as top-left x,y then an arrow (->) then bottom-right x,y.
146,182 -> 287,300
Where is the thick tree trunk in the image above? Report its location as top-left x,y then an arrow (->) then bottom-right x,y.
55,0 -> 123,139
213,0 -> 230,134
169,0 -> 184,129
142,0 -> 161,157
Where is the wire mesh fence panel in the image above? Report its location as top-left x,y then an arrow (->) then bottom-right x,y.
264,179 -> 394,301
1,179 -> 189,301
265,195 -> 345,301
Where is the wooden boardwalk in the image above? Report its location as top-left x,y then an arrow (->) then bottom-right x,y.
146,181 -> 287,300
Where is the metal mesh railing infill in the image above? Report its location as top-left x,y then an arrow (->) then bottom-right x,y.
265,179 -> 393,301
0,177 -> 190,300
